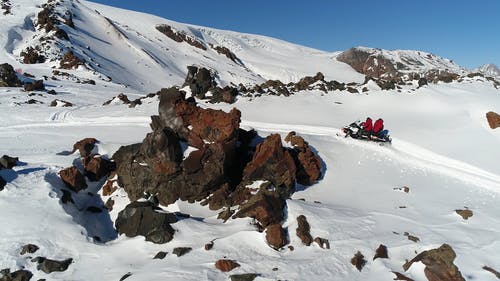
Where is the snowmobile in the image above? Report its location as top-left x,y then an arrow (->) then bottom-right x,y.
342,121 -> 392,143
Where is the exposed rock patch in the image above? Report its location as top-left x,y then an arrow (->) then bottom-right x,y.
403,244 -> 465,281
230,274 -> 258,281
455,209 -> 473,220
59,51 -> 85,69
20,244 -> 39,255
265,224 -> 288,250
0,269 -> 33,281
373,244 -> 388,260
172,247 -> 191,257
49,99 -> 73,107
285,131 -> 322,186
0,155 -> 18,169
156,24 -> 206,50
20,47 -> 46,64
23,80 -> 45,92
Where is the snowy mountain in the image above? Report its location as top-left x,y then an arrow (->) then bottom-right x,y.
475,63 -> 500,78
1,1 -> 500,281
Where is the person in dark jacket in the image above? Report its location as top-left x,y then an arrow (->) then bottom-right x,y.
373,118 -> 389,139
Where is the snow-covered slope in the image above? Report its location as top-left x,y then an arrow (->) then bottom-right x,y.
1,1 -> 500,281
475,63 -> 500,78
0,0 -> 364,93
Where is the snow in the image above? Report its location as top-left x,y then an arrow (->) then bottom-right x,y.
0,0 -> 500,280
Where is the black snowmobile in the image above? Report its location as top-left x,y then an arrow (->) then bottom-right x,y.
342,121 -> 392,143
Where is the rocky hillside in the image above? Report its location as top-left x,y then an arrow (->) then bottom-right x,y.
336,47 -> 466,82
475,63 -> 500,78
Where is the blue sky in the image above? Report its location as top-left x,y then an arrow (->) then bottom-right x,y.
89,0 -> 499,68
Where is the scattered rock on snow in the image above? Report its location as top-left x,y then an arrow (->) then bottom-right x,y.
72,138 -> 98,158
23,80 -> 45,92
59,166 -> 87,192
215,259 -> 240,272
20,244 -> 39,255
49,99 -> 73,107
373,244 -> 389,260
455,209 -> 473,220
296,215 -> 313,246
83,155 -> 112,182
115,201 -> 177,244
482,266 -> 500,279
205,241 -> 214,251
486,111 -> 500,129
172,247 -> 191,257
230,273 -> 258,281
404,232 -> 420,243
31,257 -> 73,274
350,251 -> 367,272
153,251 -> 167,260
119,272 -> 132,281
403,244 -> 465,281
0,269 -> 33,281
313,237 -> 330,249
285,131 -> 322,186
265,224 -> 288,250
59,51 -> 85,69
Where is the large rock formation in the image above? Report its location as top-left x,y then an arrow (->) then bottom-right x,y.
112,87 -> 323,242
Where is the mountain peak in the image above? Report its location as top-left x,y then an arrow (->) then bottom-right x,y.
475,63 -> 500,77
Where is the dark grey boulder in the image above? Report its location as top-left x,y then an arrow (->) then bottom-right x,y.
0,269 -> 33,281
230,274 -> 258,281
172,247 -> 191,257
0,176 -> 5,191
20,244 -> 39,255
31,257 -> 72,274
0,155 -> 18,170
0,63 -> 22,87
115,201 -> 177,244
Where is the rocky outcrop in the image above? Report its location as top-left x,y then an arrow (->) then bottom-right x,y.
60,51 -> 85,69
172,247 -> 191,257
83,155 -> 112,182
215,259 -> 240,272
210,44 -> 242,64
50,99 -> 73,107
486,111 -> 500,129
23,80 -> 45,92
20,244 -> 39,255
115,200 -> 177,244
72,138 -> 98,158
0,155 -> 18,169
403,244 -> 465,281
183,66 -> 217,99
156,24 -> 206,50
112,87 -> 322,245
0,63 -> 22,87
59,166 -> 87,192
20,47 -> 46,64
285,132 -> 322,186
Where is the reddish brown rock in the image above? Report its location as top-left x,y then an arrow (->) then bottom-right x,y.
351,251 -> 367,272
215,259 -> 240,272
243,134 -> 296,197
205,241 -> 214,251
285,131 -> 322,186
59,166 -> 87,192
83,155 -> 112,182
296,215 -> 313,246
455,209 -> 473,220
482,266 -> 500,279
235,191 -> 285,227
486,111 -> 500,129
373,244 -> 389,260
266,224 -> 288,250
403,244 -> 465,281
60,51 -> 85,69
102,175 -> 118,196
72,138 -> 98,158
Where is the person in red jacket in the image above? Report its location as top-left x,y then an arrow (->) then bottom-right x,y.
373,118 -> 389,139
360,117 -> 373,136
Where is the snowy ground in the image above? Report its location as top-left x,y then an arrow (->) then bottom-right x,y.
1,0 -> 500,280
1,77 -> 500,281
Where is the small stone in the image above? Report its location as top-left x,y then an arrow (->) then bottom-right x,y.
205,241 -> 214,251
153,251 -> 167,259
20,244 -> 40,255
351,251 -> 367,272
172,247 -> 191,257
230,273 -> 258,281
119,272 -> 132,281
313,237 -> 330,249
215,259 -> 240,272
455,209 -> 473,220
288,245 -> 294,251
373,244 -> 388,260
404,232 -> 420,243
